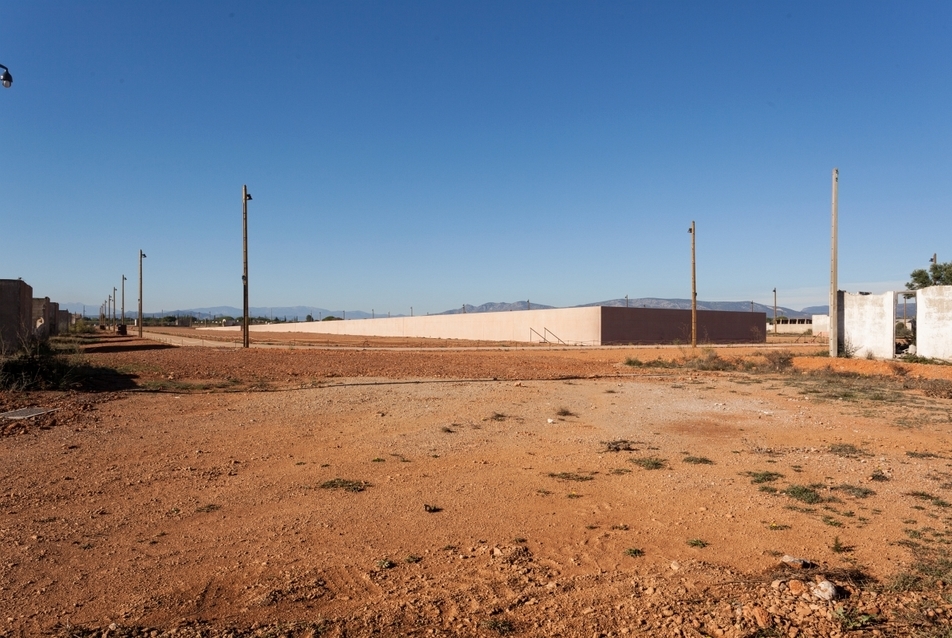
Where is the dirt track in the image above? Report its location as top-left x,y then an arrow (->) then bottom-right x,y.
3,333 -> 952,637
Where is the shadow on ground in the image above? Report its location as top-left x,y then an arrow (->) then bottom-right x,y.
76,335 -> 176,355
82,342 -> 176,354
1,354 -> 139,392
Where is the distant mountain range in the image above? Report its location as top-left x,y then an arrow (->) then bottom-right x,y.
60,297 -> 847,321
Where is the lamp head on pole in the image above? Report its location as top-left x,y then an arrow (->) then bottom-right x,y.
0,64 -> 12,89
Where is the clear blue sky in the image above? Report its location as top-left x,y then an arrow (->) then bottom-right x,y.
2,1 -> 949,314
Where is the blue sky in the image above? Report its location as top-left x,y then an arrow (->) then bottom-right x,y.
2,1 -> 949,314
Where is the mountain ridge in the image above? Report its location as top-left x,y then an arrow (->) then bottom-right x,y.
61,298 -> 822,321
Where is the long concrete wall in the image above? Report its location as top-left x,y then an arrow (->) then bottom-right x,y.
837,291 -> 896,359
916,285 -> 952,361
235,307 -> 605,344
203,306 -> 766,345
0,279 -> 33,354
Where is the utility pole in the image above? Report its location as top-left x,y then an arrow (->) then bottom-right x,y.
138,250 -> 146,338
829,168 -> 839,358
773,288 -> 777,334
625,295 -> 629,308
242,185 -> 252,348
121,275 -> 126,327
689,221 -> 697,348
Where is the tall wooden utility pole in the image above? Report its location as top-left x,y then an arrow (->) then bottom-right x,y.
829,168 -> 839,358
242,185 -> 252,348
773,288 -> 778,334
689,221 -> 697,348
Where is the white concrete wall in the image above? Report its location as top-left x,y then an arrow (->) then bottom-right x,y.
812,314 -> 830,337
838,291 -> 896,359
767,321 -> 814,335
203,307 -> 604,345
916,286 -> 952,361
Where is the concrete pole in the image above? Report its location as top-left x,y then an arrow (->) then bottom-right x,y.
829,168 -> 839,358
242,185 -> 251,348
689,221 -> 697,348
121,275 -> 126,326
773,288 -> 777,334
138,250 -> 145,338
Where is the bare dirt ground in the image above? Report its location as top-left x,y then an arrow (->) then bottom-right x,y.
3,333 -> 952,637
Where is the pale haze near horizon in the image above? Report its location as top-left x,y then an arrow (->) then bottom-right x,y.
1,1 -> 948,315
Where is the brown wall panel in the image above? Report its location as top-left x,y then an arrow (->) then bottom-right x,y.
600,307 -> 766,345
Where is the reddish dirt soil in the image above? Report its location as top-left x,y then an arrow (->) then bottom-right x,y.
3,332 -> 952,637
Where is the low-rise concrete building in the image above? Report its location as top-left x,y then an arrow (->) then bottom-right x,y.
767,318 -> 815,335
32,297 -> 55,341
0,279 -> 33,354
49,302 -> 60,336
57,310 -> 71,335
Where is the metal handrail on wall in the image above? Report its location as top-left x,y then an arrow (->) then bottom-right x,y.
529,327 -> 567,345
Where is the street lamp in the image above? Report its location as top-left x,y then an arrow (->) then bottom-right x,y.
0,64 -> 12,89
688,221 -> 697,348
138,250 -> 146,338
242,185 -> 252,348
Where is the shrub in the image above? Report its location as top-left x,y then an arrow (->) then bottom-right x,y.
682,349 -> 737,371
763,350 -> 794,372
